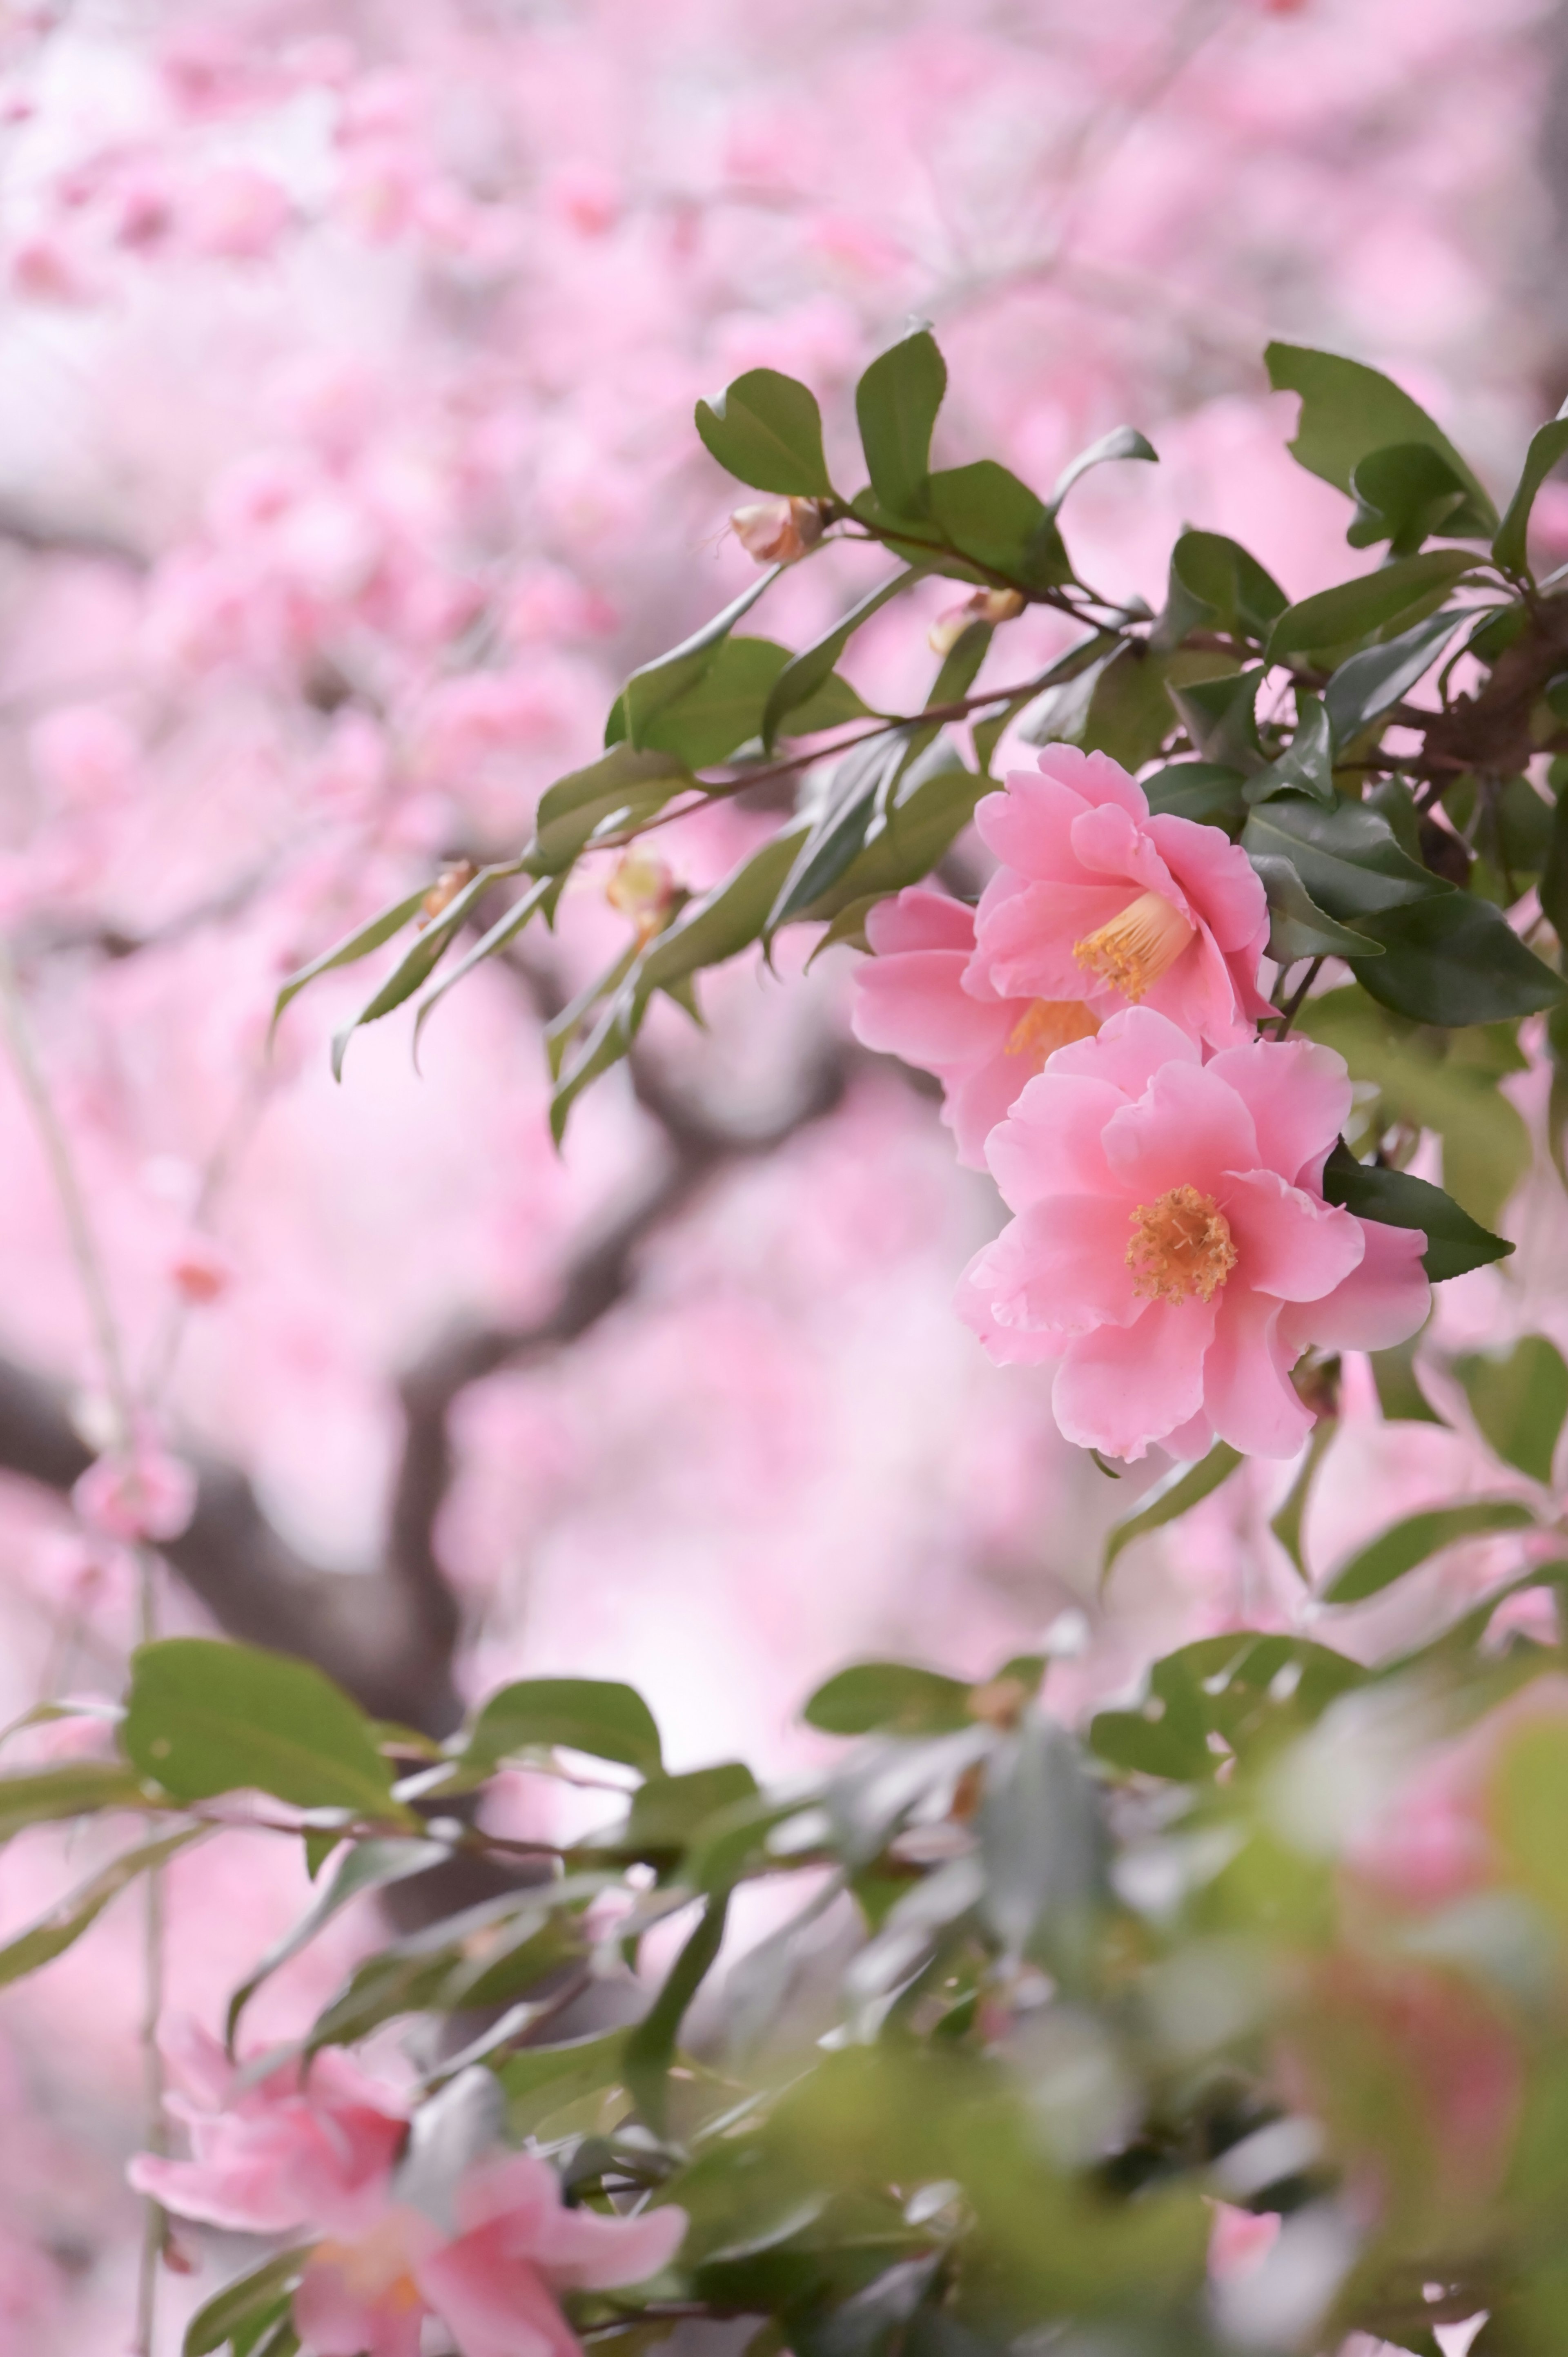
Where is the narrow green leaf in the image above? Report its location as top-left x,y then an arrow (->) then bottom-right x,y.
1321,1142 -> 1512,1280
464,1677 -> 664,1775
762,571 -> 918,749
1493,410 -> 1568,579
1350,894 -> 1566,1025
272,888 -> 428,1033
1243,691 -> 1335,805
1250,853 -> 1381,962
1268,1415 -> 1337,1580
185,2250 -> 311,2357
0,1826 -> 201,1989
1370,1331 -> 1446,1425
624,1893 -> 731,2131
124,1639 -> 401,1818
1049,425 -> 1157,515
855,329 -> 947,517
496,2029 -> 628,2135
533,745 -> 695,872
622,570 -> 782,745
328,860 -> 523,1080
1102,1443 -> 1244,1583
1539,787 -> 1568,943
412,875 -> 552,1061
695,371 -> 832,497
1323,1498 -> 1537,1606
1323,607 -> 1469,744
803,1663 -> 972,1738
1266,550 -> 1479,661
0,1759 -> 148,1842
1454,1336 -> 1568,1485
1167,667 -> 1264,772
1265,343 -> 1497,525
766,731 -> 911,931
617,1764 -> 759,1860
226,1836 -> 445,2050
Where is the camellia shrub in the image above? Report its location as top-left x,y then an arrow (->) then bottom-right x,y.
16,331 -> 1568,2357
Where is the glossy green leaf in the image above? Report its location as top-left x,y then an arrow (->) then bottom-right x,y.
766,730 -> 913,931
1348,440 -> 1489,554
978,1708 -> 1103,1959
617,1763 -> 759,1859
412,875 -> 554,1061
696,370 -> 832,497
328,859 -> 523,1081
1266,550 -> 1478,661
1350,893 -> 1566,1024
636,821 -> 810,994
622,568 -> 782,743
0,1826 -> 200,1989
185,2250 -> 310,2357
0,1759 -> 148,1841
1243,690 -> 1335,805
1049,425 -> 1157,514
1321,1142 -> 1513,1280
464,1677 -> 663,1775
226,1835 -> 445,2049
532,745 -> 694,872
803,1663 -> 973,1738
1370,1331 -> 1446,1425
1250,853 -> 1381,961
927,462 -> 1070,592
1141,761 -> 1249,830
855,330 -> 947,517
1265,342 -> 1496,525
762,571 -> 918,749
1102,1443 -> 1244,1581
1323,1498 -> 1537,1606
624,1893 -> 731,2131
1091,1633 -> 1365,1782
1153,529 -> 1287,651
1323,607 -> 1469,744
308,1887 -> 594,2047
1493,410 -> 1568,578
1454,1336 -> 1568,1485
634,636 -> 792,765
801,740 -> 983,918
272,888 -> 428,1032
1241,793 -> 1439,919
1167,667 -> 1264,772
123,1639 -> 401,1818
495,2029 -> 628,2135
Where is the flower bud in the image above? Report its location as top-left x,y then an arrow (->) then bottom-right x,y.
419,859 -> 476,926
928,587 -> 1025,654
606,847 -> 675,937
730,497 -> 827,566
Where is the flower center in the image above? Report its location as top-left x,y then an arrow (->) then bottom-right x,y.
1125,1185 -> 1236,1304
314,2220 -> 425,2311
1004,998 -> 1100,1061
1073,890 -> 1195,1001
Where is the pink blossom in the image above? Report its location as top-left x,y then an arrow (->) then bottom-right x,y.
957,1008 -> 1430,1460
730,497 -> 826,564
181,166 -> 292,260
127,2021 -> 408,2237
851,887 -> 1098,1168
966,747 -> 1270,1050
1207,2202 -> 1280,2283
72,1442 -> 197,1543
294,2153 -> 686,2357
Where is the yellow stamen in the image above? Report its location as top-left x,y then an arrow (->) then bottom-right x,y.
1126,1185 -> 1236,1304
1073,890 -> 1195,1001
1004,998 -> 1100,1061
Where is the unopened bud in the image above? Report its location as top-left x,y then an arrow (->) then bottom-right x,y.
928,587 -> 1026,656
606,847 -> 674,938
731,497 -> 827,566
419,859 -> 476,927
967,1673 -> 1030,1731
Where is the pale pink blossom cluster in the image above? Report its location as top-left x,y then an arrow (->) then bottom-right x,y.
130,2024 -> 684,2357
852,747 -> 1430,1461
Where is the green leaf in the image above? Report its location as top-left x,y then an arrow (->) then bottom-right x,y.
185,2250 -> 310,2357
1370,1331 -> 1446,1425
695,370 -> 833,497
1454,1335 -> 1568,1484
0,1826 -> 200,1989
1493,410 -> 1568,578
123,1639 -> 401,1818
617,1764 -> 759,1860
634,636 -> 791,766
637,823 -> 810,993
1166,667 -> 1264,772
855,330 -> 947,517
1321,1142 -> 1513,1280
1241,793 -> 1439,919
801,741 -> 983,919
622,570 -> 782,744
307,1887 -> 595,2047
624,1893 -> 730,2131
1102,1443 -> 1244,1582
1141,762 -> 1249,831
1091,1633 -> 1365,1782
1323,1498 -> 1537,1606
1265,342 -> 1497,526
496,2029 -> 628,2135
1349,893 -> 1566,1024
1323,607 -> 1469,744
1153,530 -> 1287,651
767,731 -> 913,932
1049,425 -> 1157,515
1266,550 -> 1479,662
463,1677 -> 663,1775
0,1759 -> 148,1841
1243,690 -> 1335,806
1269,1414 -> 1337,1580
533,745 -> 694,872
328,860 -> 523,1081
762,571 -> 918,749
413,875 -> 553,1061
272,889 -> 428,1032
226,1835 -> 445,2049
1250,853 -> 1381,962
1347,441 -> 1491,555
803,1663 -> 972,1738
927,462 -> 1069,593
1539,786 -> 1568,943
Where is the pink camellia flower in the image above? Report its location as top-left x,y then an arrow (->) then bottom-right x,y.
966,746 -> 1271,1050
729,496 -> 826,564
296,2151 -> 686,2357
851,886 -> 1098,1168
957,1008 -> 1430,1461
73,1438 -> 197,1544
128,2020 -> 408,2236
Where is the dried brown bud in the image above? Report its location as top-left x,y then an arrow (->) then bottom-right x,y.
967,1673 -> 1031,1730
731,496 -> 828,566
419,859 -> 477,927
927,586 -> 1026,655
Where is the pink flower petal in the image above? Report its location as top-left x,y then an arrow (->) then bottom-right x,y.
960,1197 -> 1143,1339
969,876 -> 1130,1000
985,1073 -> 1128,1208
852,948 -> 1013,1066
416,2240 -> 581,2357
1101,1059 -> 1258,1201
1205,1037 -> 1352,1189
864,885 -> 976,957
1221,1170 -> 1365,1303
541,2202 -> 687,2293
1049,1005 -> 1199,1095
1202,1288 -> 1314,1458
1052,1295 -> 1216,1461
1146,812 -> 1268,951
1035,742 -> 1149,817
1280,1216 -> 1430,1354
